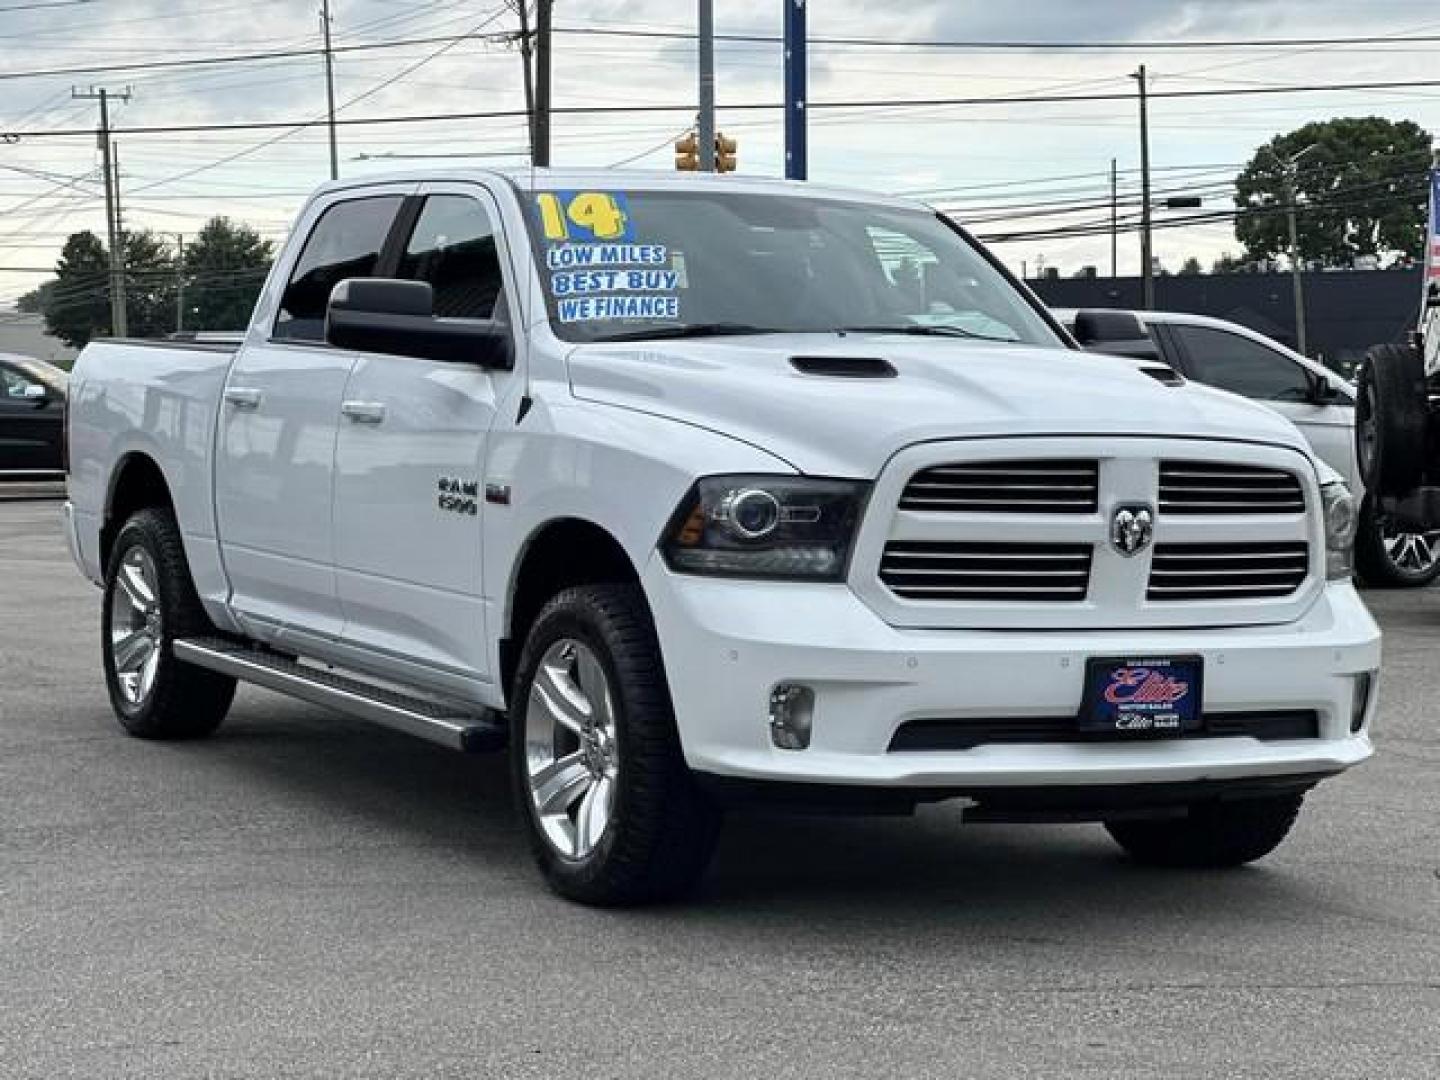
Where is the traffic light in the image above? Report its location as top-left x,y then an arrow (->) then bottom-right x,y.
715,132 -> 737,173
675,131 -> 700,171
674,130 -> 736,172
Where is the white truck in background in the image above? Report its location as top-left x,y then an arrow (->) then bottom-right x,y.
64,170 -> 1380,905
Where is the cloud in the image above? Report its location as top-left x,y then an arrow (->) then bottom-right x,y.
922,1 -> 1306,43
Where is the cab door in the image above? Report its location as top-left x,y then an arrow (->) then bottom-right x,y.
214,189 -> 410,638
330,185 -> 522,690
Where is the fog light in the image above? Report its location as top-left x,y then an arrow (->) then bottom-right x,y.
769,683 -> 815,750
1350,672 -> 1375,733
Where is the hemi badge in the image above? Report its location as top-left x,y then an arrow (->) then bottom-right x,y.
485,483 -> 512,506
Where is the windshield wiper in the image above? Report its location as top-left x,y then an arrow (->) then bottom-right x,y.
837,324 -> 1016,342
589,323 -> 790,343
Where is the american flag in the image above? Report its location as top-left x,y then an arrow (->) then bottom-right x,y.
1428,172 -> 1440,279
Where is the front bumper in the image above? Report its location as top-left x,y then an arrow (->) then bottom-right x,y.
644,560 -> 1380,792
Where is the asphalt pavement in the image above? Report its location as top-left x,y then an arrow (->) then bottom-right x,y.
1,497 -> 1436,1079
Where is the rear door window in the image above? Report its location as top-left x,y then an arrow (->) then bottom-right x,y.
396,195 -> 505,319
274,195 -> 404,342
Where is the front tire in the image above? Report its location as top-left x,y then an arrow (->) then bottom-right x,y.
1355,500 -> 1440,587
1105,793 -> 1305,868
101,507 -> 236,738
510,584 -> 720,906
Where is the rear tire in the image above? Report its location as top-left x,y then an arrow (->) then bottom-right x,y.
101,507 -> 236,739
1354,499 -> 1440,587
1356,342 -> 1426,497
510,583 -> 721,906
1105,793 -> 1305,868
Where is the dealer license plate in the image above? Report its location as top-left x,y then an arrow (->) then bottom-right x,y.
1078,656 -> 1203,736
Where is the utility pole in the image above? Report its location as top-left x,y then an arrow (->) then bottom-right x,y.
1285,183 -> 1306,355
1109,157 -> 1118,278
72,85 -> 130,337
534,0 -> 552,167
783,0 -> 807,180
1267,143 -> 1318,356
1133,65 -> 1154,309
515,1 -> 536,164
174,233 -> 185,334
111,138 -> 126,332
320,0 -> 338,180
698,0 -> 716,171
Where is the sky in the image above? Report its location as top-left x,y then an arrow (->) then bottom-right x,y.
4,0 -> 1440,308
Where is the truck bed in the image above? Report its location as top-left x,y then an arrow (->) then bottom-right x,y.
65,337 -> 238,608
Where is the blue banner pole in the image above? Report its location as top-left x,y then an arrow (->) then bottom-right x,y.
784,0 -> 807,180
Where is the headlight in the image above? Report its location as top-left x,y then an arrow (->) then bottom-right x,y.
662,475 -> 869,580
1321,479 -> 1358,580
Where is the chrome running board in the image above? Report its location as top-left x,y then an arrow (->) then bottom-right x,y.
173,637 -> 506,753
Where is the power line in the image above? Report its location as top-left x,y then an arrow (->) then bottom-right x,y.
123,6 -> 512,197
0,0 -> 93,11
975,188 -> 1426,244
13,75 -> 1440,141
7,23 -> 1440,86
0,28 -> 517,83
550,24 -> 1440,52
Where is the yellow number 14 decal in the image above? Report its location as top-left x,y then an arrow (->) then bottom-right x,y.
536,191 -> 632,242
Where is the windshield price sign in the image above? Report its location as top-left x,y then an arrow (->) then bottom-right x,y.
536,191 -> 633,242
535,191 -> 682,322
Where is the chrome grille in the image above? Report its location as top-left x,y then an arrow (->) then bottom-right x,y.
899,460 -> 1098,514
1147,542 -> 1309,601
880,542 -> 1092,602
1159,462 -> 1304,515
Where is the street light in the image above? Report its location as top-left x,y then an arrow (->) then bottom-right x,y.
1266,142 -> 1320,356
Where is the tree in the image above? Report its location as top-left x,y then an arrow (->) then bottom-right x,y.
181,217 -> 275,330
36,222 -> 273,345
1211,252 -> 1247,274
1234,117 -> 1432,267
16,281 -> 55,314
44,231 -> 110,347
120,230 -> 177,340
1179,256 -> 1204,275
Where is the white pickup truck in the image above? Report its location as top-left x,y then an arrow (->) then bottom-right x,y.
64,170 -> 1380,904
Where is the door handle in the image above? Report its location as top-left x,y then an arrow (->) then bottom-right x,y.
341,401 -> 386,424
223,387 -> 262,410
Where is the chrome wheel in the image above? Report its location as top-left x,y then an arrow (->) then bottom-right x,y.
524,638 -> 619,860
1356,373 -> 1379,485
1383,524 -> 1440,574
108,545 -> 162,706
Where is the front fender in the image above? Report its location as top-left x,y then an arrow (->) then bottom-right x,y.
482,391 -> 792,667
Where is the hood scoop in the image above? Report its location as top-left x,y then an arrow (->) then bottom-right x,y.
1139,363 -> 1185,387
790,355 -> 897,379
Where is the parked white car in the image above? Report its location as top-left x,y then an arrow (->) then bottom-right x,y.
63,171 -> 1380,904
1057,308 -> 1439,587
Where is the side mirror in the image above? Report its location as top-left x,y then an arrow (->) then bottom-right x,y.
1309,375 -> 1341,406
1072,308 -> 1148,346
325,278 -> 511,368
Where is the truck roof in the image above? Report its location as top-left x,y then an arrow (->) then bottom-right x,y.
311,167 -> 927,213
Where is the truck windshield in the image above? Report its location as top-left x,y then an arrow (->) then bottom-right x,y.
521,188 -> 1063,347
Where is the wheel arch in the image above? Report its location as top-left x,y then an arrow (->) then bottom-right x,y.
501,516 -> 645,703
101,451 -> 175,569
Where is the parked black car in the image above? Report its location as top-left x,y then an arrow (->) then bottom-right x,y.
0,353 -> 67,478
